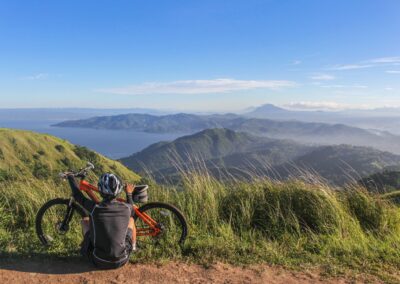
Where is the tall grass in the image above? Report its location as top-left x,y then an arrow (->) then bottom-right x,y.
1,169 -> 400,280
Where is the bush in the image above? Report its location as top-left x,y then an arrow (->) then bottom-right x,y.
0,169 -> 16,182
60,157 -> 73,168
55,144 -> 65,153
32,162 -> 51,179
344,188 -> 400,235
221,181 -> 343,238
73,146 -> 104,174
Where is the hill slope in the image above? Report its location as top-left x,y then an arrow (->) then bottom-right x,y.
358,170 -> 400,193
0,128 -> 140,182
120,128 -> 311,176
121,129 -> 400,185
275,145 -> 400,185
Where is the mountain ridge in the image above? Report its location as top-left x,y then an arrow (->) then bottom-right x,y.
53,112 -> 400,154
120,128 -> 400,185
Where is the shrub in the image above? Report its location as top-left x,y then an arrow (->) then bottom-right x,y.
32,162 -> 51,179
221,181 -> 343,238
55,144 -> 65,153
73,146 -> 104,174
60,157 -> 73,168
344,188 -> 400,235
0,169 -> 16,182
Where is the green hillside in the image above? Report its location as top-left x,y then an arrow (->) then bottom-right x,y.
276,145 -> 400,185
120,129 -> 400,185
359,170 -> 400,193
0,128 -> 140,256
0,128 -> 140,182
120,128 -> 311,177
2,129 -> 400,281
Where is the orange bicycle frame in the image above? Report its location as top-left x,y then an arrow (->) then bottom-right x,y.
79,180 -> 160,237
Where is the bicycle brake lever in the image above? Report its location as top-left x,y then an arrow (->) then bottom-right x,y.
59,173 -> 67,179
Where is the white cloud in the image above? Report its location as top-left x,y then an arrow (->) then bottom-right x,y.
368,57 -> 400,64
21,73 -> 49,80
284,101 -> 346,111
330,64 -> 373,71
386,70 -> 400,74
310,74 -> 335,81
329,56 -> 400,71
385,87 -> 394,91
96,78 -> 297,95
320,84 -> 368,89
292,60 -> 302,65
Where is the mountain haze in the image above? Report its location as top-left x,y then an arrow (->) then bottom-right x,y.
120,128 -> 311,175
55,112 -> 400,154
120,128 -> 400,185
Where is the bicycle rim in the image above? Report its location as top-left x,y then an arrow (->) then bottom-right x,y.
37,201 -> 83,250
135,204 -> 186,249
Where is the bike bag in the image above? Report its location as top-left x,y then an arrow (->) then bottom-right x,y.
133,185 -> 148,203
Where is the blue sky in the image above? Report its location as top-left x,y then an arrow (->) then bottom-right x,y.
0,0 -> 399,111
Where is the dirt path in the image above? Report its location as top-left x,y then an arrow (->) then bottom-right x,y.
0,259 -> 383,284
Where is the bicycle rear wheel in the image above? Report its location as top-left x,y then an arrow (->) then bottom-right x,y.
35,198 -> 86,249
134,202 -> 188,248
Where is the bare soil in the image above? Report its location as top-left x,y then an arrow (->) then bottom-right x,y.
0,259 -> 384,283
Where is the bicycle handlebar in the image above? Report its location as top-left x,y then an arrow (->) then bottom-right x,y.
59,162 -> 95,179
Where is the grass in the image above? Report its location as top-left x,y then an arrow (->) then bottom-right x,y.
1,171 -> 400,281
1,128 -> 400,281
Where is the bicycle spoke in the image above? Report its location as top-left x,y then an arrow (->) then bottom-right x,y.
135,207 -> 184,248
40,204 -> 82,250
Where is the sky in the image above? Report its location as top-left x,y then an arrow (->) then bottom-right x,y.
0,0 -> 399,111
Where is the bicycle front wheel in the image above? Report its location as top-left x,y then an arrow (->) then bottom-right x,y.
35,198 -> 86,249
134,202 -> 188,248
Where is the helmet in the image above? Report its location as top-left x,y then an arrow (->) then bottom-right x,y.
98,173 -> 123,198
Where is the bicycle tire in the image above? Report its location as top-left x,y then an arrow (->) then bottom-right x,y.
35,198 -> 86,246
135,202 -> 188,245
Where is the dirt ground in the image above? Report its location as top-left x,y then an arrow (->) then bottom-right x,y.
0,258 -> 384,284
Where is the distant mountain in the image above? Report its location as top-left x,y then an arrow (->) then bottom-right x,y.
227,118 -> 400,154
275,145 -> 400,185
120,128 -> 311,177
54,113 -> 233,133
246,104 -> 289,116
54,112 -> 400,154
120,129 -> 400,185
246,104 -> 400,135
246,103 -> 341,120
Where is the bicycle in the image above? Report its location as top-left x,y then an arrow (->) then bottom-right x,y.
35,162 -> 188,250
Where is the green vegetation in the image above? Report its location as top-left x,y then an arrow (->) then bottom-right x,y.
360,170 -> 400,193
2,174 -> 400,281
0,128 -> 140,182
121,128 -> 310,174
121,128 -> 400,186
1,129 -> 400,281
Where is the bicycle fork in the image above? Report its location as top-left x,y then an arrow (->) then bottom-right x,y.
57,198 -> 76,234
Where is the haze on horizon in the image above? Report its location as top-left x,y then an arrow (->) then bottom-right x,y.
0,1 -> 399,112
